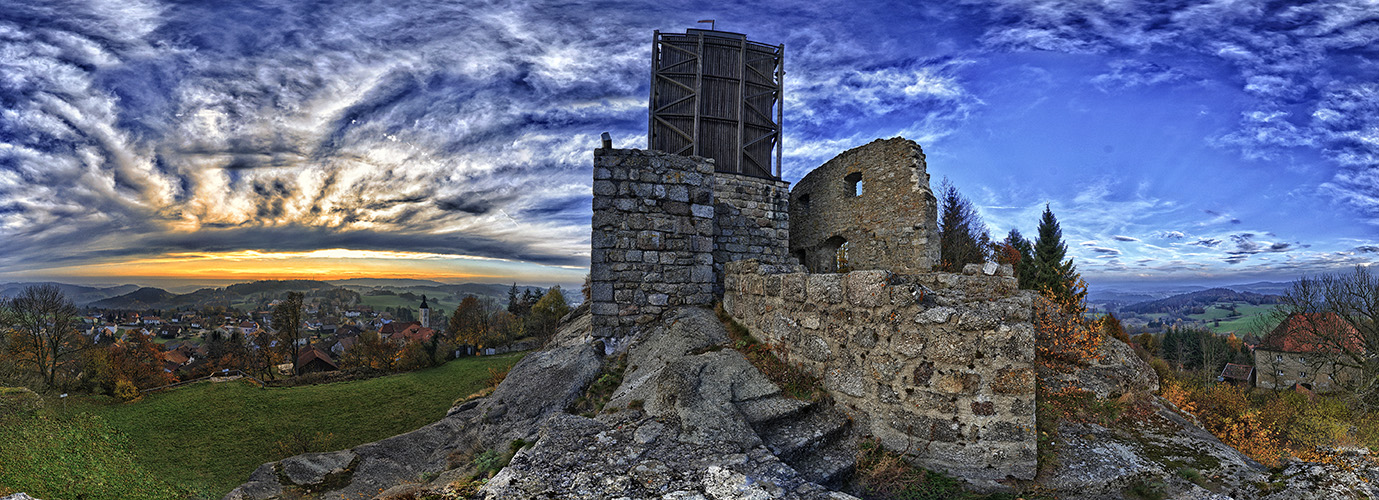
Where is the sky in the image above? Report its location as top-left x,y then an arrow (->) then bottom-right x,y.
0,0 -> 1376,291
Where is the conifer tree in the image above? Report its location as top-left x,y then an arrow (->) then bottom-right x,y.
1031,204 -> 1079,303
936,179 -> 990,272
997,229 -> 1036,289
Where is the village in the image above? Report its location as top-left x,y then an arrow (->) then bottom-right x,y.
66,283 -> 568,390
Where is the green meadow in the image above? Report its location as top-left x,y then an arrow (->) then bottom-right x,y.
1,353 -> 523,500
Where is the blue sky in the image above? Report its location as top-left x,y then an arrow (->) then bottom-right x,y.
0,0 -> 1375,290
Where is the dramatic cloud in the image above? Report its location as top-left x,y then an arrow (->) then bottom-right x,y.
1,0 -> 1374,287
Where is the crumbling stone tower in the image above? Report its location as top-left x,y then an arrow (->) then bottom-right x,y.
789,137 -> 940,274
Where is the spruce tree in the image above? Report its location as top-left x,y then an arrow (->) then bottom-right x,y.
999,229 -> 1036,289
936,179 -> 990,272
1032,204 -> 1079,303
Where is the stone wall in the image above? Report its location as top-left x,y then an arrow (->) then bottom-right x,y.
1253,349 -> 1358,393
789,138 -> 939,274
723,259 -> 1037,487
712,172 -> 794,296
591,148 -> 716,338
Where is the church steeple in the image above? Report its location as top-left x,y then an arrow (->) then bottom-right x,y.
419,295 -> 431,328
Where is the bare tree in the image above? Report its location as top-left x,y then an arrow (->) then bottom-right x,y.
1269,265 -> 1379,408
3,284 -> 85,388
272,292 -> 305,370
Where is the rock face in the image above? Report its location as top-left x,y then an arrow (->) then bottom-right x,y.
481,307 -> 859,499
1262,450 -> 1379,499
1045,396 -> 1268,499
1041,335 -> 1159,399
225,307 -> 862,500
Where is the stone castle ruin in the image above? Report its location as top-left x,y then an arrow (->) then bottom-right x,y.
591,28 -> 1035,488
228,28 -> 1321,500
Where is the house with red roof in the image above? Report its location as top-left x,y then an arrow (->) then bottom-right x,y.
1253,312 -> 1364,393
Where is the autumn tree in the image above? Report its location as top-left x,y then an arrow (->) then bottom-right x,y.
526,286 -> 570,340
3,284 -> 86,388
1031,205 -> 1082,307
996,229 -> 1036,289
272,292 -> 305,370
1032,284 -> 1102,372
449,296 -> 491,347
936,178 -> 991,272
342,330 -> 397,371
110,330 -> 175,389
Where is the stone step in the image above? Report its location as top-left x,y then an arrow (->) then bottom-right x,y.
736,397 -> 814,426
760,405 -> 850,461
792,435 -> 857,486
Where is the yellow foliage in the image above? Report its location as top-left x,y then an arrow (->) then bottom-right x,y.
1161,380 -> 1379,468
1033,286 -> 1103,372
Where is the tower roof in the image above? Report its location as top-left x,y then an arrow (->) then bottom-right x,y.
420,294 -> 429,309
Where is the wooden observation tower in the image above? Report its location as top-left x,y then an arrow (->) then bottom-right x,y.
648,29 -> 784,179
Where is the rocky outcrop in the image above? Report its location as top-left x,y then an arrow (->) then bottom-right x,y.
1261,450 -> 1379,499
225,305 -> 1378,500
481,307 -> 859,499
1044,396 -> 1268,499
1041,335 -> 1159,399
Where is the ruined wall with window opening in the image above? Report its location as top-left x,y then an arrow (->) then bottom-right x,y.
789,138 -> 939,274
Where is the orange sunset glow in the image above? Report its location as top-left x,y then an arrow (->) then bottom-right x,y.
3,249 -> 588,286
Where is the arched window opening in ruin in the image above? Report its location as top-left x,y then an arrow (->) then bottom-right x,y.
817,235 -> 849,273
845,172 -> 862,197
794,250 -> 808,268
837,240 -> 851,272
798,194 -> 811,211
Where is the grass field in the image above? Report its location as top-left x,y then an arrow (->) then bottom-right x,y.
7,353 -> 524,500
1188,303 -> 1276,334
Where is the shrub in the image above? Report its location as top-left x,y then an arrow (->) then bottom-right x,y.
1033,293 -> 1102,372
113,379 -> 139,402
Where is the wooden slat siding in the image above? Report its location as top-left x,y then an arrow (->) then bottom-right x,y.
649,30 -> 782,179
776,43 -> 784,178
647,30 -> 657,149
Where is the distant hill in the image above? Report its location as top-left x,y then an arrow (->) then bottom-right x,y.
327,278 -> 449,287
90,287 -> 178,309
89,280 -> 339,310
1120,287 -> 1280,315
1224,281 -> 1293,296
0,282 -> 140,306
224,280 -> 334,296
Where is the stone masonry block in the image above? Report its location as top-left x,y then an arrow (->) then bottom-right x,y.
807,274 -> 844,304
845,270 -> 890,307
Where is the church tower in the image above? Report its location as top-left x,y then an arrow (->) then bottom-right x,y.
419,295 -> 430,328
